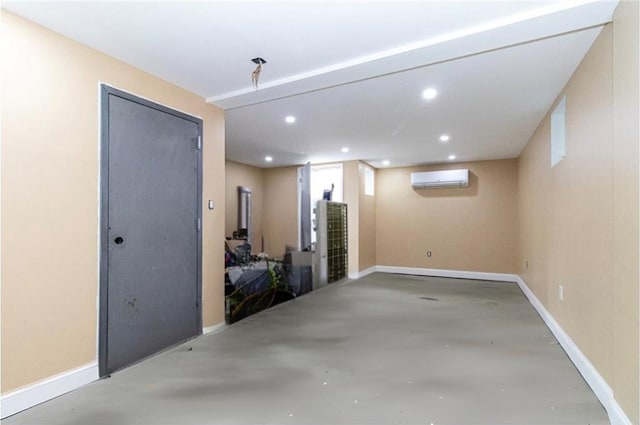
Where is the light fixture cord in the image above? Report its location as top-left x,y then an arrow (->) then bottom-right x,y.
252,62 -> 262,89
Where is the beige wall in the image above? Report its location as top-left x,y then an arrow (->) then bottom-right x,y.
343,161 -> 360,275
1,12 -> 226,393
376,160 -> 519,273
519,22 -> 614,381
258,160 -> 371,273
342,160 -> 377,274
225,160 -> 264,251
518,10 -> 639,422
358,163 -> 376,271
262,166 -> 299,257
612,1 -> 639,421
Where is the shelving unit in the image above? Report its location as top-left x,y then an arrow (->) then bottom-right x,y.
314,201 -> 348,287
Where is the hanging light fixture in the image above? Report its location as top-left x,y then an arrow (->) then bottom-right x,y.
251,57 -> 267,89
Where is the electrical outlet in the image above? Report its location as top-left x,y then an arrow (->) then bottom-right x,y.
558,285 -> 564,301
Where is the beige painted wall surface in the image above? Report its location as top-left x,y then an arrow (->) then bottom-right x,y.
1,13 -> 225,393
358,163 -> 376,271
518,15 -> 639,422
225,160 -> 264,251
517,116 -> 552,307
261,161 -> 365,273
376,160 -> 519,273
343,161 -> 360,275
612,0 -> 639,421
262,166 -> 299,257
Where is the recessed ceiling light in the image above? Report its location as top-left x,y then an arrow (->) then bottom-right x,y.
382,160 -> 390,166
285,116 -> 296,124
448,155 -> 456,160
422,88 -> 438,100
341,147 -> 349,153
439,134 -> 450,142
265,156 -> 273,162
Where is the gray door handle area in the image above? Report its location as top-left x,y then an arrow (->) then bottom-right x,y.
114,236 -> 124,245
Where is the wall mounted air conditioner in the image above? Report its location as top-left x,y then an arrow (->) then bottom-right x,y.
411,169 -> 469,189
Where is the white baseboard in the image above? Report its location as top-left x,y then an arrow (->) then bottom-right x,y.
375,265 -> 519,283
1,274 -> 632,425
349,266 -> 377,280
203,322 -> 227,335
515,277 -> 632,425
1,323 -> 227,419
1,362 -> 99,419
368,266 -> 632,425
359,266 -> 377,278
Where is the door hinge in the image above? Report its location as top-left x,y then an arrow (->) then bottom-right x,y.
196,136 -> 202,150
197,218 -> 201,232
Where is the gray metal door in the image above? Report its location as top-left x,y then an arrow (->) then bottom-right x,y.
100,86 -> 202,376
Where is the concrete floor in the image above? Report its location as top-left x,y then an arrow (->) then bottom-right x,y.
4,273 -> 609,425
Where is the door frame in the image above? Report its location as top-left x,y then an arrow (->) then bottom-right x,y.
98,84 -> 203,377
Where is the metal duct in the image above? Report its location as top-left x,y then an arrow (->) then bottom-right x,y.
238,186 -> 251,244
299,162 -> 311,251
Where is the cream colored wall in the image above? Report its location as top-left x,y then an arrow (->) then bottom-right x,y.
612,2 -> 639,421
520,23 -> 614,382
262,166 -> 299,257
259,161 -> 367,273
343,161 -> 360,275
225,160 -> 264,251
1,12 -> 225,393
518,10 -> 639,422
358,163 -> 376,271
376,160 -> 519,273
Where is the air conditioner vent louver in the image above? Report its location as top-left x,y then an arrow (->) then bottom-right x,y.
411,169 -> 469,189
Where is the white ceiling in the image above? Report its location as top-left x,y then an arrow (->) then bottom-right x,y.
4,1 -> 619,168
